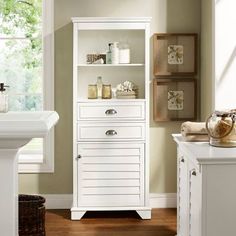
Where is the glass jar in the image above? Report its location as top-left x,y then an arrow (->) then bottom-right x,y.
102,84 -> 112,99
88,84 -> 97,99
206,109 -> 236,147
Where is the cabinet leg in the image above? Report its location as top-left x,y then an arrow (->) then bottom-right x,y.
136,210 -> 151,219
71,210 -> 86,220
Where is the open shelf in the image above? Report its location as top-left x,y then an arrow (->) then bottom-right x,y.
77,63 -> 145,67
77,98 -> 146,103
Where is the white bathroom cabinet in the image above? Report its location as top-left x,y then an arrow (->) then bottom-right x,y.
71,17 -> 151,220
173,134 -> 236,236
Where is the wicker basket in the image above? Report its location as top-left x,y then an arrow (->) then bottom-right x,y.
19,194 -> 46,236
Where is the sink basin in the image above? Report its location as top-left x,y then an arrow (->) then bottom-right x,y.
0,111 -> 59,138
0,111 -> 59,236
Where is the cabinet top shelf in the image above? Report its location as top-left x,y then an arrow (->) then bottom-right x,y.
71,17 -> 152,23
173,134 -> 236,164
77,98 -> 146,103
77,64 -> 145,67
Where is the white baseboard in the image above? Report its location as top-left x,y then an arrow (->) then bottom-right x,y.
149,193 -> 177,208
42,193 -> 177,209
42,194 -> 73,209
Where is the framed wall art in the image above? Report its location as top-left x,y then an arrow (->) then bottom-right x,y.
153,33 -> 197,76
153,78 -> 197,121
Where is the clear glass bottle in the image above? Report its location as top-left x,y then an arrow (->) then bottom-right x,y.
0,83 -> 9,113
106,43 -> 112,64
96,76 -> 103,99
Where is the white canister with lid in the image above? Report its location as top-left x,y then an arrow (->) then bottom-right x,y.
111,42 -> 119,64
119,43 -> 130,64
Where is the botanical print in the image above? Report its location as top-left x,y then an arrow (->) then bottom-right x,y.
168,90 -> 184,110
168,45 -> 184,64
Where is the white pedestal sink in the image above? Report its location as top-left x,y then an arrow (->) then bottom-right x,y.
0,111 -> 59,236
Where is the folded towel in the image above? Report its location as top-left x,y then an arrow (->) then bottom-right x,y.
181,121 -> 207,135
182,134 -> 209,142
181,121 -> 209,142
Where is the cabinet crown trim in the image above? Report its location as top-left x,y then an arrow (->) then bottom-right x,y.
71,17 -> 152,23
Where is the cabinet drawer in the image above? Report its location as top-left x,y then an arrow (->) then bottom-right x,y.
77,101 -> 145,120
77,123 -> 145,141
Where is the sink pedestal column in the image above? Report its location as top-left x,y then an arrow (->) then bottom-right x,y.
0,111 -> 59,236
0,149 -> 20,236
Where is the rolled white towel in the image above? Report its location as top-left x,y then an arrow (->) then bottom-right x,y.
182,134 -> 209,142
181,121 -> 207,136
181,121 -> 209,142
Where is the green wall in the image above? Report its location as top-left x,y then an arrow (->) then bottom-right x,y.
19,0 -> 202,194
201,0 -> 214,119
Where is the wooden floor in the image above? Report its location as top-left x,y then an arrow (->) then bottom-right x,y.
45,209 -> 177,236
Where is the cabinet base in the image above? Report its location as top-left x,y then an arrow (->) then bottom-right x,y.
136,210 -> 151,219
71,210 -> 86,220
71,207 -> 152,220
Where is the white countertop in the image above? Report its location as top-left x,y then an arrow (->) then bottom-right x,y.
0,111 -> 59,138
172,134 -> 236,164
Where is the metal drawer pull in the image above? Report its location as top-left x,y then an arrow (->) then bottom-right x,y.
105,109 -> 117,115
192,170 -> 197,176
105,130 -> 117,136
181,157 -> 185,163
77,155 -> 82,159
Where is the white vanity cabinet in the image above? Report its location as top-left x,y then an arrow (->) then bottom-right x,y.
174,134 -> 236,236
71,17 -> 151,220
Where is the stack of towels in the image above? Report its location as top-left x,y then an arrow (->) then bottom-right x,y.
181,121 -> 209,142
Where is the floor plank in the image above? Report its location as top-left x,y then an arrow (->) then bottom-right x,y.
45,209 -> 177,236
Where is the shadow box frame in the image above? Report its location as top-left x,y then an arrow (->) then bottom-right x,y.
153,33 -> 197,76
153,78 -> 197,122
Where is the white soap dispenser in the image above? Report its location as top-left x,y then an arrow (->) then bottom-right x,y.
111,42 -> 119,64
0,83 -> 9,113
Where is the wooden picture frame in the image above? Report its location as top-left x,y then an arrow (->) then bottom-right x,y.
153,78 -> 197,121
153,33 -> 197,76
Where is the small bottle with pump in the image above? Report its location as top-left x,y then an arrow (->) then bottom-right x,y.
96,76 -> 103,99
106,43 -> 112,64
0,83 -> 9,113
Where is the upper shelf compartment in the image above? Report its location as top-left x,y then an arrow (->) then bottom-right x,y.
77,30 -> 145,65
77,63 -> 145,67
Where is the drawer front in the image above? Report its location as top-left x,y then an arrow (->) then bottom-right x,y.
77,143 -> 144,207
77,101 -> 145,120
77,122 -> 145,141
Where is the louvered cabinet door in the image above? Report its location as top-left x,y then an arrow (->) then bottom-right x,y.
177,152 -> 189,236
77,143 -> 145,207
188,161 -> 202,236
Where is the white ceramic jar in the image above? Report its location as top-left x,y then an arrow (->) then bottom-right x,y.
119,43 -> 130,64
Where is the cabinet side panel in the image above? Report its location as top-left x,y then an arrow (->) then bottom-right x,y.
72,22 -> 79,208
144,22 -> 150,208
205,165 -> 236,236
177,148 -> 189,236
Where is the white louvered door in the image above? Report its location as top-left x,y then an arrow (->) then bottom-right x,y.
77,143 -> 144,207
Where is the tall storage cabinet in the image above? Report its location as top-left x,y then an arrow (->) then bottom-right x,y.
71,17 -> 151,220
